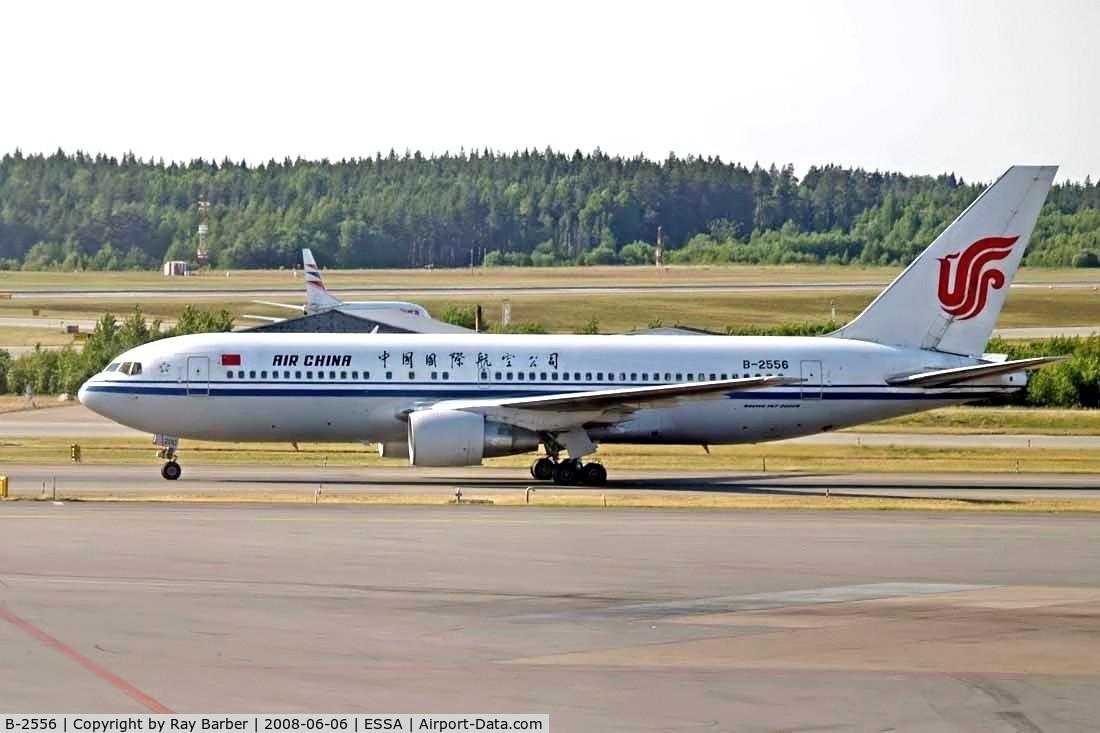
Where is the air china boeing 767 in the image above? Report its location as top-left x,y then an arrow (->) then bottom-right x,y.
80,166 -> 1063,485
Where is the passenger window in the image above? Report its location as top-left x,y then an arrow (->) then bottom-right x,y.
386,371 -> 392,379
479,370 -> 487,380
709,373 -> 716,380
574,372 -> 581,381
443,372 -> 450,380
340,371 -> 347,380
329,371 -> 336,379
675,373 -> 682,381
295,371 -> 301,379
363,371 -> 370,380
641,373 -> 648,382
306,371 -> 313,379
352,371 -> 358,380
607,373 -> 614,382
518,372 -> 525,381
226,371 -> 234,379
721,373 -> 727,380
261,370 -> 268,379
630,373 -> 637,381
597,372 -> 604,380
529,372 -> 535,381
540,372 -> 547,380
408,371 -> 415,379
283,370 -> 290,379
249,370 -> 256,379
495,371 -> 502,380
551,372 -> 558,381
585,372 -> 592,381
620,372 -> 626,381
506,372 -> 513,380
664,373 -> 671,381
431,371 -> 439,380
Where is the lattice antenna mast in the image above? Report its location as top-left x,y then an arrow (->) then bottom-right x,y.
197,195 -> 210,268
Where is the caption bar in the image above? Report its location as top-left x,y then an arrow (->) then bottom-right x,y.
1,717 -> 547,733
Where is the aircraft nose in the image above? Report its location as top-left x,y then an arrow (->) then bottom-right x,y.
77,379 -> 100,413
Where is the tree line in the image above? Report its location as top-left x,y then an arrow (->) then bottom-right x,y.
1,149 -> 1098,272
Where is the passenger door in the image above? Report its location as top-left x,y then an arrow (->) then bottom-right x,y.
799,360 -> 822,400
186,356 -> 210,396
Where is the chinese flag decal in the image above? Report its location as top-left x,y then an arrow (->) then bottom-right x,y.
221,354 -> 242,366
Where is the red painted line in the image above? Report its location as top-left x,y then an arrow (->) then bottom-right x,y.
0,605 -> 173,713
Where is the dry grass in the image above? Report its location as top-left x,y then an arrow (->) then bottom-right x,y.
864,406 -> 1100,435
0,327 -> 81,347
0,395 -> 75,414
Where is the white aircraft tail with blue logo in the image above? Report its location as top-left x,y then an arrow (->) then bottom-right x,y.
833,165 -> 1057,357
303,248 -> 342,313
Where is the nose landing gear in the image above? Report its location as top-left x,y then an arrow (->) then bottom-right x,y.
154,434 -> 182,480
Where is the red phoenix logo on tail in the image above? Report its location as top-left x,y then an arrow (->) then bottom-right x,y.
937,236 -> 1019,320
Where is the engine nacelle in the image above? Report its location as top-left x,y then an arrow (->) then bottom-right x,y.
408,410 -> 540,467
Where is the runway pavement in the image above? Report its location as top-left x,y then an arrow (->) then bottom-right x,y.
0,502 -> 1096,728
4,404 -> 1100,449
4,462 -> 1100,501
9,278 -> 1100,299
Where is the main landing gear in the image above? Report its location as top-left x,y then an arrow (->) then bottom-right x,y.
529,456 -> 607,486
155,434 -> 182,481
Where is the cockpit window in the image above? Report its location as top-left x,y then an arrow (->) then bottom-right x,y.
119,362 -> 143,376
105,363 -> 120,372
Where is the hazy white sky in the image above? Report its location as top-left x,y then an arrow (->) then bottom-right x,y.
3,0 -> 1098,182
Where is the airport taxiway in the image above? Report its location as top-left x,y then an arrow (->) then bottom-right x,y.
4,463 -> 1100,501
0,502 -> 1097,729
8,278 -> 1100,299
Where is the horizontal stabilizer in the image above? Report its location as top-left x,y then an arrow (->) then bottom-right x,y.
886,356 -> 1066,388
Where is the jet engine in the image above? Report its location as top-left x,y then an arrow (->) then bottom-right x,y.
408,410 -> 540,466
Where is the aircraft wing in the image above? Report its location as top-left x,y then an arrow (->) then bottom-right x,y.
431,376 -> 800,432
886,356 -> 1066,388
251,300 -> 305,312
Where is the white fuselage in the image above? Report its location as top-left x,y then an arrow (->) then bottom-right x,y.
305,301 -> 430,318
78,332 -> 1021,446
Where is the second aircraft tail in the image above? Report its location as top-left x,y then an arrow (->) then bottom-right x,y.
303,248 -> 341,312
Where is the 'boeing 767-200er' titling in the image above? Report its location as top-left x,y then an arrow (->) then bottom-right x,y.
80,165 -> 1063,485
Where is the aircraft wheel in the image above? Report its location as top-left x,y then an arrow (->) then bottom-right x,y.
161,461 -> 182,481
581,462 -> 607,486
531,457 -> 555,481
551,460 -> 580,485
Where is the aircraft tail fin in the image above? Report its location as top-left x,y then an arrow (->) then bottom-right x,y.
303,248 -> 341,312
832,165 -> 1057,356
